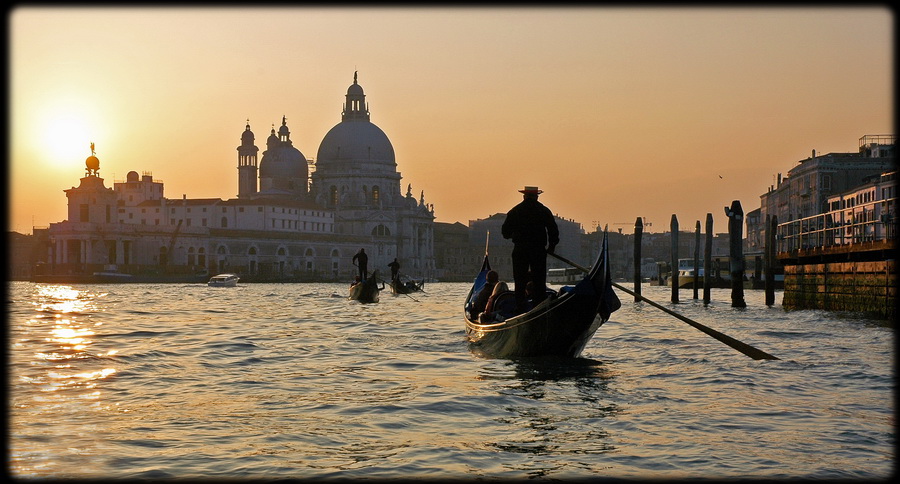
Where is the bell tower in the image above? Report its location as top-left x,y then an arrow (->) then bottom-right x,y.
237,120 -> 259,198
342,71 -> 370,122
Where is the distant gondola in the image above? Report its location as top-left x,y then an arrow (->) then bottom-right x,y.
389,277 -> 424,295
463,231 -> 621,358
349,270 -> 383,303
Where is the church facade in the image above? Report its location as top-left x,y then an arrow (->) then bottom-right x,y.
38,74 -> 436,282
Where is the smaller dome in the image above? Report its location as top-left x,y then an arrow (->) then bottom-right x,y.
85,155 -> 100,171
347,83 -> 364,96
241,123 -> 254,142
126,171 -> 139,182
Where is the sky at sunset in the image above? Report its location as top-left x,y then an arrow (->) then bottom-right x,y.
8,6 -> 894,235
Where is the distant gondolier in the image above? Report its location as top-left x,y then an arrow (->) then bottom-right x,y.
502,186 -> 559,314
352,248 -> 368,281
388,258 -> 400,281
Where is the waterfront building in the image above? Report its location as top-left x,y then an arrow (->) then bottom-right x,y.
310,72 -> 435,276
433,221 -> 472,282
36,74 -> 436,282
744,134 -> 895,319
821,170 -> 896,246
749,134 -> 895,248
778,169 -> 896,252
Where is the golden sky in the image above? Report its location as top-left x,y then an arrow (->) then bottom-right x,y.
8,6 -> 894,235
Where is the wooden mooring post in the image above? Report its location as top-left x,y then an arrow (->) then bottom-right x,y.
670,214 -> 679,304
693,220 -> 700,300
633,216 -> 643,301
725,200 -> 747,308
703,213 -> 713,305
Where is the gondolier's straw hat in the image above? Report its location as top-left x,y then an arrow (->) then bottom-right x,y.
519,186 -> 543,194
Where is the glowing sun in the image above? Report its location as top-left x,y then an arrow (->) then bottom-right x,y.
35,97 -> 107,166
46,113 -> 94,161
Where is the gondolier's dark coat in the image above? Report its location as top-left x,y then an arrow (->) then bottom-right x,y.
502,196 -> 560,310
352,249 -> 368,279
501,198 -> 559,250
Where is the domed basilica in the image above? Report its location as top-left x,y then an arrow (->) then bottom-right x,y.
41,73 -> 436,282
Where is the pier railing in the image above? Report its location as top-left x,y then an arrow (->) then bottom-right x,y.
777,197 -> 896,252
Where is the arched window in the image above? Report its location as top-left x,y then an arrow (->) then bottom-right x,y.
372,185 -> 380,204
330,186 -> 338,205
372,224 -> 391,237
221,217 -> 228,228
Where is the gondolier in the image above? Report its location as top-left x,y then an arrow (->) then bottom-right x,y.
352,248 -> 369,281
388,258 -> 400,281
501,186 -> 559,314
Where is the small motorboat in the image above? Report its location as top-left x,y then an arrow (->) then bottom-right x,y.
208,273 -> 240,287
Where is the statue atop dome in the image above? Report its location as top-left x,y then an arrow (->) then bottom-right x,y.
85,142 -> 100,177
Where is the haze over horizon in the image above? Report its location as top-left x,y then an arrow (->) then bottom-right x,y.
9,6 -> 894,235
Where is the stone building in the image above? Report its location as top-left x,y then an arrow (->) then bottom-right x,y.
36,73 -> 436,282
748,134 -> 895,250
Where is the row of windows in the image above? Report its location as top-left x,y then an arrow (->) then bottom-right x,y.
165,206 -> 331,217
147,217 -> 336,232
329,185 -> 382,205
829,188 -> 880,210
193,245 -> 343,258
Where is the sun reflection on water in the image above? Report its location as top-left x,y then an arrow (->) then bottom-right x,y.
16,284 -> 118,394
34,284 -> 101,313
11,284 -> 122,476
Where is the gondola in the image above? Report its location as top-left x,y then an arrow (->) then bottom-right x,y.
349,270 -> 383,303
389,277 -> 424,295
463,231 -> 621,359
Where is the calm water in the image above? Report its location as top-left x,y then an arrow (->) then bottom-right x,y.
7,281 -> 894,480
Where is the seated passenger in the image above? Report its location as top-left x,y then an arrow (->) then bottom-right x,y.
478,281 -> 510,322
470,270 -> 499,319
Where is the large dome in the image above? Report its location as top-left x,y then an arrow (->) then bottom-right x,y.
317,121 -> 395,167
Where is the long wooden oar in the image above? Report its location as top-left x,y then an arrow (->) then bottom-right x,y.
548,252 -> 779,360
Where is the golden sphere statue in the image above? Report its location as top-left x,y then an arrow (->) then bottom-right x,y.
86,155 -> 100,171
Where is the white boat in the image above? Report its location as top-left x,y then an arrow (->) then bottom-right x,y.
546,266 -> 583,285
667,257 -> 783,289
208,273 -> 240,287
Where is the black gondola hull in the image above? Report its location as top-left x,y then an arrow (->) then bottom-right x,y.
466,295 -> 606,358
349,270 -> 381,303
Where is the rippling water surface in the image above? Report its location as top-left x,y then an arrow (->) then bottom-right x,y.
7,281 -> 894,479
